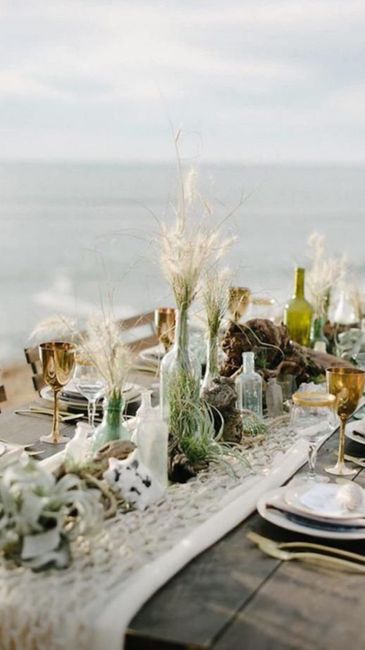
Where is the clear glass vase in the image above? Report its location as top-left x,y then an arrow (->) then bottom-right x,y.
201,333 -> 219,392
160,306 -> 200,436
92,391 -> 130,451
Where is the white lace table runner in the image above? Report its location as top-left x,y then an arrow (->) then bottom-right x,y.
0,423 -> 322,650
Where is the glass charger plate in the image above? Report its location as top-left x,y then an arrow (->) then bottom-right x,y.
257,489 -> 365,540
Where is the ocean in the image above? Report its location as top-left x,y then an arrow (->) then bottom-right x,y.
1,161 -> 365,363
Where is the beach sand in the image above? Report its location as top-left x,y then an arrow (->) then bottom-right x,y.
2,364 -> 36,410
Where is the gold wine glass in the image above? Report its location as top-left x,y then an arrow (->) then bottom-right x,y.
154,308 -> 176,353
325,367 -> 365,476
228,287 -> 251,323
39,341 -> 76,444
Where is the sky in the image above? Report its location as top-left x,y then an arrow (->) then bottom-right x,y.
1,0 -> 365,162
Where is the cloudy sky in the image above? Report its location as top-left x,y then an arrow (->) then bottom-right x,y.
1,0 -> 365,162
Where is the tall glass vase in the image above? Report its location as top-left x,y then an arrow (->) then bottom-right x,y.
160,306 -> 200,437
201,333 -> 219,392
92,391 -> 130,451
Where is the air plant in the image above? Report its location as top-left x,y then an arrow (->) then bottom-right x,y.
0,455 -> 103,570
306,232 -> 346,318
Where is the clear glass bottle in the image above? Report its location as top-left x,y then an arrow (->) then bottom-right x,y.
160,307 -> 200,425
201,333 -> 219,392
134,392 -> 168,488
284,267 -> 313,346
235,352 -> 263,417
266,378 -> 283,417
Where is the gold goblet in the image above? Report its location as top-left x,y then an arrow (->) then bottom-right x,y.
39,341 -> 76,444
325,367 -> 365,476
228,287 -> 251,323
154,308 -> 176,353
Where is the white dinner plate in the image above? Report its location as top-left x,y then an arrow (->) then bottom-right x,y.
40,383 -> 142,407
139,345 -> 164,364
257,488 -> 365,540
284,482 -> 365,520
345,420 -> 365,446
61,381 -> 134,401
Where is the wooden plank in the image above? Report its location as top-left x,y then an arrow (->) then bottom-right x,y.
126,515 -> 280,650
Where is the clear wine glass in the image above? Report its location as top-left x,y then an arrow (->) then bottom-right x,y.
290,391 -> 336,482
73,363 -> 105,431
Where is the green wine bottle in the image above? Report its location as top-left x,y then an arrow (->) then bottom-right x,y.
284,267 -> 313,347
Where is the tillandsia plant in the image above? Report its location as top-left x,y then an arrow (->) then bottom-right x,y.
201,268 -> 230,391
0,455 -> 103,570
158,133 -> 234,451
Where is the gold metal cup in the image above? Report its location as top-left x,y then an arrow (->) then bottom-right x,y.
228,287 -> 251,323
39,341 -> 76,444
154,308 -> 176,352
325,367 -> 365,476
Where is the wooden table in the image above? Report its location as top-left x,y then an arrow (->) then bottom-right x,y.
1,398 -> 365,650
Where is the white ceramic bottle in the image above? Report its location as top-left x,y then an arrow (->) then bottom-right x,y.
134,392 -> 169,488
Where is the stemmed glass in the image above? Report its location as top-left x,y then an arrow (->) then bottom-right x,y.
290,391 -> 336,482
39,341 -> 76,444
228,287 -> 251,323
325,367 -> 365,476
73,362 -> 105,432
154,308 -> 176,353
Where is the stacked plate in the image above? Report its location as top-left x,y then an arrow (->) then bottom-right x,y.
258,481 -> 365,540
345,419 -> 365,446
139,345 -> 164,365
40,381 -> 142,416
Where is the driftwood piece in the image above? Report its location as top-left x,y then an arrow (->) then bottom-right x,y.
201,377 -> 243,443
221,318 -> 352,385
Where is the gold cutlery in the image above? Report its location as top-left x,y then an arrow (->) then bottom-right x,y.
15,409 -> 82,422
343,454 -> 365,468
247,531 -> 365,572
132,364 -> 159,374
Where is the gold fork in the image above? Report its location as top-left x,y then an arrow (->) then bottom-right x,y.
247,531 -> 365,572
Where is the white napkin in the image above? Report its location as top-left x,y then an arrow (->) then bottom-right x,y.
299,483 -> 365,517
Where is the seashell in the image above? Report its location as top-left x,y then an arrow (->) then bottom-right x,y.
336,482 -> 364,512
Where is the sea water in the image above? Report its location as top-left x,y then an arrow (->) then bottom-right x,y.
1,161 -> 365,363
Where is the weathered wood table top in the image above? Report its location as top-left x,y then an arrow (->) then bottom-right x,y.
1,389 -> 365,650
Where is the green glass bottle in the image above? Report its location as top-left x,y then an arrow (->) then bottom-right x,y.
284,267 -> 313,347
310,315 -> 329,352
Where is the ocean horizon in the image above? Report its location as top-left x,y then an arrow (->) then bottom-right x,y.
2,160 -> 365,364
